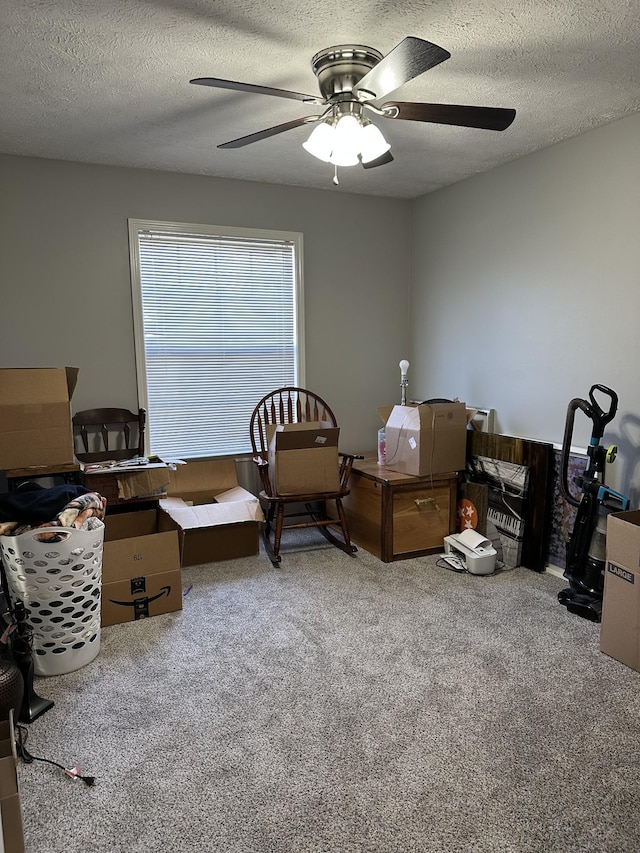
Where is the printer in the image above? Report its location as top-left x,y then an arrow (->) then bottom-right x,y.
443,528 -> 497,575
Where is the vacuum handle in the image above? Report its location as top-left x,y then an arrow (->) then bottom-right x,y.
588,384 -> 618,439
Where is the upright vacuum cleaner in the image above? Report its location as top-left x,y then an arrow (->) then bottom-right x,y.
557,384 -> 630,621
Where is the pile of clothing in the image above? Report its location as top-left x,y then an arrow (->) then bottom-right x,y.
0,483 -> 106,538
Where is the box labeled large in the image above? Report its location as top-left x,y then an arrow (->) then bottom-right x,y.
159,459 -> 263,566
0,367 -> 79,469
268,423 -> 340,495
383,402 -> 467,477
102,509 -> 182,627
600,510 -> 640,672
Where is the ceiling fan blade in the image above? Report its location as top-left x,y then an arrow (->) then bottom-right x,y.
361,150 -> 394,169
218,115 -> 322,149
383,101 -> 516,131
190,77 -> 322,104
355,37 -> 450,101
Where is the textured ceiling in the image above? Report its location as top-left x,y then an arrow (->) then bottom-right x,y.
2,0 -> 640,199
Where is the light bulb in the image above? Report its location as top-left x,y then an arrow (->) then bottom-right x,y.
399,359 -> 410,379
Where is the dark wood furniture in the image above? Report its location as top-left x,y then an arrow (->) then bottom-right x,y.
2,460 -> 83,490
249,387 -> 359,567
466,431 -> 554,572
72,408 -> 146,464
337,454 -> 458,562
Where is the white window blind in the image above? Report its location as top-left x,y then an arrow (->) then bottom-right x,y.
129,219 -> 304,458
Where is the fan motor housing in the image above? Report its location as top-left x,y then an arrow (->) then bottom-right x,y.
311,44 -> 382,100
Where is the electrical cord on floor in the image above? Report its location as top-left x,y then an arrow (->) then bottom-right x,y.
14,723 -> 95,787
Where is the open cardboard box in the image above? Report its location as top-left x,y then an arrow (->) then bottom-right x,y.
267,422 -> 341,496
159,459 -> 264,566
600,510 -> 640,672
0,366 -> 78,469
102,509 -> 182,627
0,716 -> 25,853
378,402 -> 470,477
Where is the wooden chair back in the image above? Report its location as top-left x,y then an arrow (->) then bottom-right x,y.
73,407 -> 146,463
250,387 -> 337,458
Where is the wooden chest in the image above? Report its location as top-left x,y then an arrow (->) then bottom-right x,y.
341,456 -> 457,562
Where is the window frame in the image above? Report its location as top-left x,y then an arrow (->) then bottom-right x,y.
128,217 -> 305,458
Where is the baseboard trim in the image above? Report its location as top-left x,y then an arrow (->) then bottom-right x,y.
545,563 -> 564,580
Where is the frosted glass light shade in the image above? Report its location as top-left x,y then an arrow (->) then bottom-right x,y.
329,115 -> 361,167
302,122 -> 336,162
360,123 -> 391,164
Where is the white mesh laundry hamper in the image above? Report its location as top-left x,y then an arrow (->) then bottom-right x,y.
0,518 -> 104,676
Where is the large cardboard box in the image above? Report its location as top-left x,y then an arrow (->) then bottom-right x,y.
600,510 -> 640,671
382,402 -> 468,477
102,510 -> 182,627
159,459 -> 264,566
0,717 -> 25,853
268,423 -> 341,496
0,367 -> 79,469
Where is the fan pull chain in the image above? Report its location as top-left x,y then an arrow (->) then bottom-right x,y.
333,165 -> 339,186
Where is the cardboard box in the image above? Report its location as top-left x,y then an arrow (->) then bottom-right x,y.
83,463 -> 170,503
159,459 -> 264,566
102,509 -> 182,627
0,367 -> 78,469
0,717 -> 25,853
600,510 -> 640,671
268,423 -> 341,495
382,402 -> 468,477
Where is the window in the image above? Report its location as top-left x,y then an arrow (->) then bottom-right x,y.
128,219 -> 304,458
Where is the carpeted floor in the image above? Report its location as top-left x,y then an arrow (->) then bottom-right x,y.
16,534 -> 640,852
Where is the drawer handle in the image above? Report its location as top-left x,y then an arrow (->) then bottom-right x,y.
414,497 -> 440,511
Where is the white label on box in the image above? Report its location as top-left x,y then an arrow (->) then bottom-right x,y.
408,437 -> 417,450
314,436 -> 327,445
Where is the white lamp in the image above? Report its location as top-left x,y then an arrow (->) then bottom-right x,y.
399,359 -> 410,405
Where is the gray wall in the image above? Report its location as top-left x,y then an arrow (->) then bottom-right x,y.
410,111 -> 640,503
3,111 -> 639,502
0,155 -> 412,456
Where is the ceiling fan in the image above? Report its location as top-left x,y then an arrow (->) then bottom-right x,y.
190,36 -> 516,177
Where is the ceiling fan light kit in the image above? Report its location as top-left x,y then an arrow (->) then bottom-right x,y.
303,113 -> 391,167
190,35 -> 516,184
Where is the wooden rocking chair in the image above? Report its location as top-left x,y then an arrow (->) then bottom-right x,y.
249,387 -> 359,566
